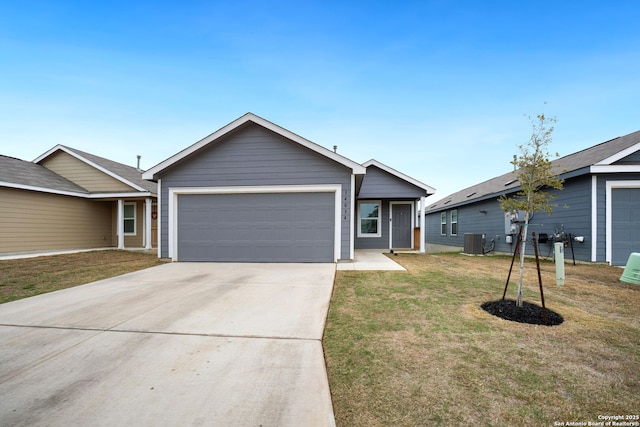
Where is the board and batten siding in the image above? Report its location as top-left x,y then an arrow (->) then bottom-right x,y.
157,123 -> 353,259
40,151 -> 133,192
0,187 -> 113,253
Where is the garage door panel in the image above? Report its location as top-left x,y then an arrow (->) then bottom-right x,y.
612,188 -> 640,266
177,192 -> 334,262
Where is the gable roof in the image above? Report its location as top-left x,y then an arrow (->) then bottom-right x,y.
34,145 -> 157,193
0,154 -> 89,195
426,129 -> 640,212
142,113 -> 367,180
362,159 -> 436,195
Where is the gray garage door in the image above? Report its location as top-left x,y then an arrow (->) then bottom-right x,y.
177,192 -> 335,262
611,188 -> 640,266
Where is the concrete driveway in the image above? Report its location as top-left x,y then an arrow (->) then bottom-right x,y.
0,262 -> 337,426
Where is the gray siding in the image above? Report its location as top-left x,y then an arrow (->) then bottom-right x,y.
426,175 -> 594,261
617,150 -> 640,164
355,200 -> 390,249
595,173 -> 640,263
158,123 -> 353,259
355,165 -> 423,250
358,166 -> 425,199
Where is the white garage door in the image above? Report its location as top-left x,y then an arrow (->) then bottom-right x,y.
176,192 -> 335,262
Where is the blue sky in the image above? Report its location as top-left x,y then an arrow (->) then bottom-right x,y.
1,1 -> 639,201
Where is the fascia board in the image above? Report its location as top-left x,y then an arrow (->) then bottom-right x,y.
33,144 -> 65,163
590,164 -> 640,173
0,182 -> 153,199
35,145 -> 147,192
363,159 -> 436,194
86,192 -> 154,199
425,187 -> 518,214
143,113 -> 367,179
0,181 -> 87,197
594,141 -> 640,165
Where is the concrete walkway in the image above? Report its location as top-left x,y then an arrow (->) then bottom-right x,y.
0,263 -> 336,426
337,249 -> 407,271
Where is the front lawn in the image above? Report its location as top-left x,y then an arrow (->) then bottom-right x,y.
323,253 -> 640,426
0,250 -> 166,304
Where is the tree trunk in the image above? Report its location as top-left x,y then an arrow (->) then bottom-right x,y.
515,211 -> 530,308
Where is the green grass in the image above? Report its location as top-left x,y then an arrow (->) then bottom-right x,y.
0,250 -> 166,304
323,253 -> 640,426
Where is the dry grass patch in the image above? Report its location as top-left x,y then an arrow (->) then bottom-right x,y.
323,253 -> 640,426
0,250 -> 166,304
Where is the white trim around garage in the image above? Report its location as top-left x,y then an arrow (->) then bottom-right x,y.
167,184 -> 342,262
605,180 -> 640,264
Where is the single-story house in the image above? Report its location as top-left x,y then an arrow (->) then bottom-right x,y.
424,129 -> 640,266
0,145 -> 158,254
142,113 -> 435,262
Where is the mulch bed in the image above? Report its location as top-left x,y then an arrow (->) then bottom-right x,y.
481,299 -> 564,326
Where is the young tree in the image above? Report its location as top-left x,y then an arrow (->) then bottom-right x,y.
499,113 -> 564,307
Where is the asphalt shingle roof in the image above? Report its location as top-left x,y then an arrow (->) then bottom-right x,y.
427,129 -> 640,212
0,155 -> 89,193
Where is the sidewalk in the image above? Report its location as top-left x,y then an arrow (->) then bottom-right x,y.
337,250 -> 407,271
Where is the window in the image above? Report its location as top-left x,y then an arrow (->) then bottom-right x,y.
450,209 -> 458,236
440,212 -> 447,236
124,202 -> 136,235
358,201 -> 381,237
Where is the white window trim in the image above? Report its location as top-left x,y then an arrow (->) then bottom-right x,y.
168,185 -> 342,262
440,212 -> 447,236
450,209 -> 458,236
124,202 -> 137,236
357,200 -> 382,238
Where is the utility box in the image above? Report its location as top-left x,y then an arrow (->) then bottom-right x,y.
504,211 -> 521,235
464,233 -> 483,255
621,252 -> 640,285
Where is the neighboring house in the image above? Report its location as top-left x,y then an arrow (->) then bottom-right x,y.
0,145 -> 158,254
424,129 -> 640,266
142,113 -> 435,262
